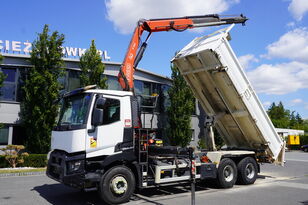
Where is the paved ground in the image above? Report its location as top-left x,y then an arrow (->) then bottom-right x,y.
0,151 -> 307,205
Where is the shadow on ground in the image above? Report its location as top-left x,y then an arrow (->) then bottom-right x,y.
33,177 -> 271,205
32,184 -> 104,205
257,174 -> 275,179
33,181 -> 214,205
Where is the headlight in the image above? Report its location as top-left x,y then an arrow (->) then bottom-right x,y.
67,160 -> 83,173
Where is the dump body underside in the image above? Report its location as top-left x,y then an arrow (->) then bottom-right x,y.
172,26 -> 284,163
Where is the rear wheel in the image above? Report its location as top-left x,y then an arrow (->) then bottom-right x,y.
216,158 -> 237,188
99,165 -> 135,204
236,157 -> 258,185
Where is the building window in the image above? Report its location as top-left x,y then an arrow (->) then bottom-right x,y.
143,82 -> 151,95
0,68 -> 17,101
0,125 -> 9,145
58,72 -> 67,91
107,76 -> 121,91
16,68 -> 27,102
134,80 -> 143,95
68,70 -> 81,91
161,85 -> 171,111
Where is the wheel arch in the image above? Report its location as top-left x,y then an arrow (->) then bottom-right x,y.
99,152 -> 140,189
221,154 -> 259,173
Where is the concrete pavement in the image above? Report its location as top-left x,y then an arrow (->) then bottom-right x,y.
0,151 -> 307,205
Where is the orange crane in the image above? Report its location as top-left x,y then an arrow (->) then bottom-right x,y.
118,14 -> 248,91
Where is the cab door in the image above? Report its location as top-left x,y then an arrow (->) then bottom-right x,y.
86,95 -> 124,158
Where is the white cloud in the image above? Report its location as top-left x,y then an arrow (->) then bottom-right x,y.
247,61 -> 308,95
288,0 -> 308,21
105,0 -> 239,34
265,28 -> 308,62
291,98 -> 303,104
263,101 -> 272,107
238,54 -> 258,69
286,21 -> 296,28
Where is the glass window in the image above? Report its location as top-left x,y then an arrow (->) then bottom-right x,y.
152,83 -> 160,95
134,80 -> 143,95
68,70 -> 81,91
16,68 -> 27,102
0,84 -> 16,101
161,85 -> 171,111
0,126 -> 9,145
58,72 -> 67,91
143,82 -> 151,95
58,93 -> 91,127
2,69 -> 16,82
107,76 -> 121,91
0,68 -> 17,101
102,98 -> 120,125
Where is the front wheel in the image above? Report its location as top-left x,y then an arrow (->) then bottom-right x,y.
236,157 -> 258,185
99,165 -> 135,204
216,158 -> 237,188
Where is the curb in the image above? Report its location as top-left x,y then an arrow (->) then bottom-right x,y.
0,171 -> 45,177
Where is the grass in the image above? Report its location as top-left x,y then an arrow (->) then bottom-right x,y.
0,168 -> 46,174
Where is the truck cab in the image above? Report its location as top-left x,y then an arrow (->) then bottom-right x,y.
47,87 -> 139,190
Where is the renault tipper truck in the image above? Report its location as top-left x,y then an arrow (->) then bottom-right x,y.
46,14 -> 285,204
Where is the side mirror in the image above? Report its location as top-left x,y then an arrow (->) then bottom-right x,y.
91,97 -> 106,127
96,97 -> 106,109
92,108 -> 103,127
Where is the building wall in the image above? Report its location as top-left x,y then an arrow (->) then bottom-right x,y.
0,53 -> 206,147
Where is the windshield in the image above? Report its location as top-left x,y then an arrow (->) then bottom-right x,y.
55,93 -> 92,130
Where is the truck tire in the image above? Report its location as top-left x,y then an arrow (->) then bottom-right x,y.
236,157 -> 258,185
216,158 -> 237,188
99,165 -> 135,204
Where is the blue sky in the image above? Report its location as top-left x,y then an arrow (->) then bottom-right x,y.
1,0 -> 308,118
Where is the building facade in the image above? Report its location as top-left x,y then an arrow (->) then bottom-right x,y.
0,53 -> 206,147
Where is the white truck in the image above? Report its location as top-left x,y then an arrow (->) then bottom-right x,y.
46,15 -> 285,204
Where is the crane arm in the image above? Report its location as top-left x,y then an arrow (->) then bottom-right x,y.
118,14 -> 248,91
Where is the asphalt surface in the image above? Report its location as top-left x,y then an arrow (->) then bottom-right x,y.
0,151 -> 307,205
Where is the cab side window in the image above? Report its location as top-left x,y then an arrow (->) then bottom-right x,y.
102,98 -> 120,125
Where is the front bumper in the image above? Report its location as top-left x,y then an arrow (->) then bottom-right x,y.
46,150 -> 100,189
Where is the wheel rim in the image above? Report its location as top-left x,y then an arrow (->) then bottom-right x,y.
223,165 -> 234,182
245,163 -> 255,179
110,175 -> 128,195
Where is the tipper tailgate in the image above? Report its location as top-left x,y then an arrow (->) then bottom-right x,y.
172,25 -> 285,164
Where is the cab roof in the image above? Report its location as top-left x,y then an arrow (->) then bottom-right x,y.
64,85 -> 133,97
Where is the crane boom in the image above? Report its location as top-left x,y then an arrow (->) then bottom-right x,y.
118,14 -> 248,91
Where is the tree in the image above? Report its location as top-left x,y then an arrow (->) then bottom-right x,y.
79,40 -> 107,89
167,63 -> 195,147
292,112 -> 304,130
303,120 -> 308,133
0,145 -> 29,168
0,55 -> 5,92
267,101 -> 305,130
20,25 -> 64,153
267,102 -> 290,128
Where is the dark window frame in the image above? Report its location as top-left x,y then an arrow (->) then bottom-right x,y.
0,124 -> 9,145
